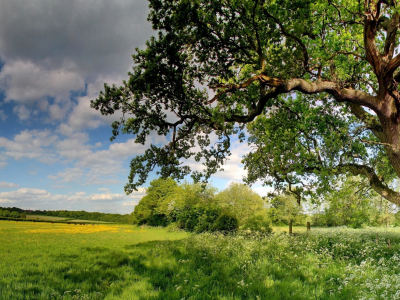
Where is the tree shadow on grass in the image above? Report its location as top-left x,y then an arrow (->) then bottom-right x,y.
7,238 -> 356,300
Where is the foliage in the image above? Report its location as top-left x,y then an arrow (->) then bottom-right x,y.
131,178 -> 270,233
321,176 -> 375,228
242,213 -> 272,233
175,206 -> 221,233
212,212 -> 239,234
4,221 -> 400,299
130,177 -> 178,225
267,194 -> 305,226
1,210 -> 10,217
215,182 -> 266,224
92,0 -> 400,207
309,176 -> 398,228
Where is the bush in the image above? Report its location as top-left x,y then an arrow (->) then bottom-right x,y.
213,212 -> 239,234
174,207 -> 221,233
10,211 -> 20,218
147,213 -> 168,227
242,214 -> 272,233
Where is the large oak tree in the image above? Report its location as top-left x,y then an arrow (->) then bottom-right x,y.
92,0 -> 400,205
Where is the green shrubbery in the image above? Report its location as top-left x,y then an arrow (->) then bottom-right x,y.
213,212 -> 239,233
131,179 -> 268,234
242,213 -> 272,233
131,176 -> 400,233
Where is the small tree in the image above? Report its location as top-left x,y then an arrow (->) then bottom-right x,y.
321,177 -> 373,228
268,194 -> 304,226
215,182 -> 266,224
213,212 -> 239,234
130,177 -> 178,225
10,211 -> 20,218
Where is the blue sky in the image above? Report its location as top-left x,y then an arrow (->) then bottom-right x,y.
0,0 -> 271,214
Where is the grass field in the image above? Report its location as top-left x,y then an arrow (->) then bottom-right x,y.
24,215 -> 113,224
1,221 -> 400,299
25,215 -> 72,222
67,220 -> 112,224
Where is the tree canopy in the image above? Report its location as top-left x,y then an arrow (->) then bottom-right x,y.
92,0 -> 400,206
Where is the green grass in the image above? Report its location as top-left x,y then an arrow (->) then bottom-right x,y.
1,221 -> 400,299
67,219 -> 112,224
24,215 -> 112,224
26,215 -> 72,222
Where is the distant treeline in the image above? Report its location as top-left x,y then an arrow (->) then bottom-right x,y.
0,206 -> 131,223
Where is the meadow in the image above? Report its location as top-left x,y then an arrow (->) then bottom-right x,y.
25,215 -> 72,222
25,215 -> 113,224
1,221 -> 400,300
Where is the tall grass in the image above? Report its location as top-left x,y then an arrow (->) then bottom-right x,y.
1,221 -> 400,299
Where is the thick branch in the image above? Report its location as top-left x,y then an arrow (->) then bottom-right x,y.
339,163 -> 400,205
349,103 -> 383,139
386,54 -> 400,74
265,77 -> 380,111
383,12 -> 399,60
210,75 -> 380,123
364,0 -> 383,75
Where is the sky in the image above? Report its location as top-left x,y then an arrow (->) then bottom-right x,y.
0,0 -> 271,214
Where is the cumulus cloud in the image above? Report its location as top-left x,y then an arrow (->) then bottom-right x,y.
66,77 -> 126,131
0,188 -> 51,205
183,138 -> 251,182
251,185 -> 274,198
48,168 -> 85,183
0,60 -> 85,104
122,201 -> 140,207
0,182 -> 18,188
13,105 -> 33,121
0,0 -> 153,125
0,129 -> 58,163
129,187 -> 147,199
0,110 -> 7,121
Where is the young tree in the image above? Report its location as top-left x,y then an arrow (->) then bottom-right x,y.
92,0 -> 400,206
130,177 -> 178,225
267,194 -> 305,225
215,182 -> 266,223
10,211 -> 20,219
322,177 -> 374,228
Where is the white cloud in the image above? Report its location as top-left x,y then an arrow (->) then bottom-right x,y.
13,105 -> 32,121
0,199 -> 14,204
0,129 -> 58,163
129,187 -> 146,199
0,188 -> 51,204
251,185 -> 274,198
88,193 -> 126,202
0,182 -> 19,188
0,110 -> 7,121
183,138 -> 250,182
48,168 -> 85,183
122,201 -> 139,207
0,60 -> 85,104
